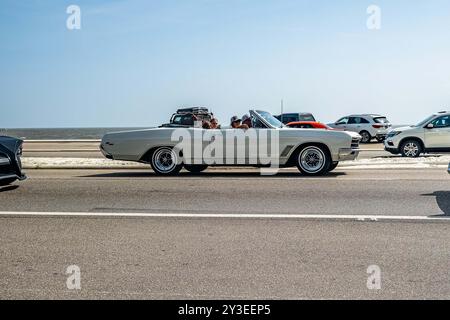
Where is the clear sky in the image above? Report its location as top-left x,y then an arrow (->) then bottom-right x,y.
1,0 -> 450,128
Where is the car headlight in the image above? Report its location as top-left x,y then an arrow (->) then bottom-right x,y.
387,131 -> 401,138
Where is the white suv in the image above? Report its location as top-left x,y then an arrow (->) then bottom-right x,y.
385,111 -> 450,157
328,114 -> 391,143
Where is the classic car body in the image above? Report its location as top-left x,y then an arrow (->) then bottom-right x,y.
0,136 -> 26,186
101,110 -> 360,175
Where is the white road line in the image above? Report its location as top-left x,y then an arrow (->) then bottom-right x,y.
0,211 -> 448,222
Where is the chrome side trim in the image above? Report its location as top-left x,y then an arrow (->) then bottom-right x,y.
0,158 -> 10,166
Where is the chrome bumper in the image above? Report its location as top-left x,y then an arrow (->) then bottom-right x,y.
338,148 -> 360,161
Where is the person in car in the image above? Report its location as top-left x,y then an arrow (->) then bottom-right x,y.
202,121 -> 212,129
210,118 -> 221,129
230,116 -> 249,129
191,114 -> 216,129
242,114 -> 252,128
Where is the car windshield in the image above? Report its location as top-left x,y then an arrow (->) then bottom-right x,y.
172,115 -> 183,124
254,110 -> 284,128
415,115 -> 436,127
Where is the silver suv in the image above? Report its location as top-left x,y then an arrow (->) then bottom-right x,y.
385,111 -> 450,157
328,114 -> 391,143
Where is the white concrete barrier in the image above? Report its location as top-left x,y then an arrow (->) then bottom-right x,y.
24,139 -> 101,143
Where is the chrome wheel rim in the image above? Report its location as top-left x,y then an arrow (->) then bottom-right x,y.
153,148 -> 177,172
403,143 -> 419,157
299,147 -> 325,173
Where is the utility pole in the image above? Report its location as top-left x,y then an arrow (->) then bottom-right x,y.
280,99 -> 284,123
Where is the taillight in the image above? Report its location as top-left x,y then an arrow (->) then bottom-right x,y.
372,124 -> 383,129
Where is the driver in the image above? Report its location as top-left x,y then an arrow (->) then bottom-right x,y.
242,114 -> 252,128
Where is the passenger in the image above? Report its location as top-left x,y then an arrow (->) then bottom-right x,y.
210,118 -> 221,129
192,114 -> 215,129
230,116 -> 249,129
202,121 -> 212,129
242,114 -> 252,128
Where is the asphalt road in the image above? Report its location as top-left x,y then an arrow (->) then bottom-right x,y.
1,168 -> 450,299
1,168 -> 448,216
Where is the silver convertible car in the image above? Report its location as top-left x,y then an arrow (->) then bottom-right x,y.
100,110 -> 361,176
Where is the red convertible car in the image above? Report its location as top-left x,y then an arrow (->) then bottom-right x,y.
286,121 -> 332,130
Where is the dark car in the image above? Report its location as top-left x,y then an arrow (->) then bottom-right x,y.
160,107 -> 214,128
275,113 -> 316,124
0,136 -> 26,186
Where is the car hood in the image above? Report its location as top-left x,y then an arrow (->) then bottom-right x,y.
390,126 -> 413,133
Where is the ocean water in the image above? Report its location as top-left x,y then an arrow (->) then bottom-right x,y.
0,128 -> 149,140
1,125 -> 408,140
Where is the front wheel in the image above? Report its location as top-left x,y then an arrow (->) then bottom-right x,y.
150,147 -> 182,175
296,145 -> 331,176
400,140 -> 422,158
184,164 -> 208,173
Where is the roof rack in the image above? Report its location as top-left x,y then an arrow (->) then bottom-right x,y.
176,107 -> 210,114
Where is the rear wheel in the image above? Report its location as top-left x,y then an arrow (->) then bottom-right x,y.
359,131 -> 372,143
184,164 -> 208,173
150,147 -> 182,175
400,140 -> 422,158
296,145 -> 331,176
